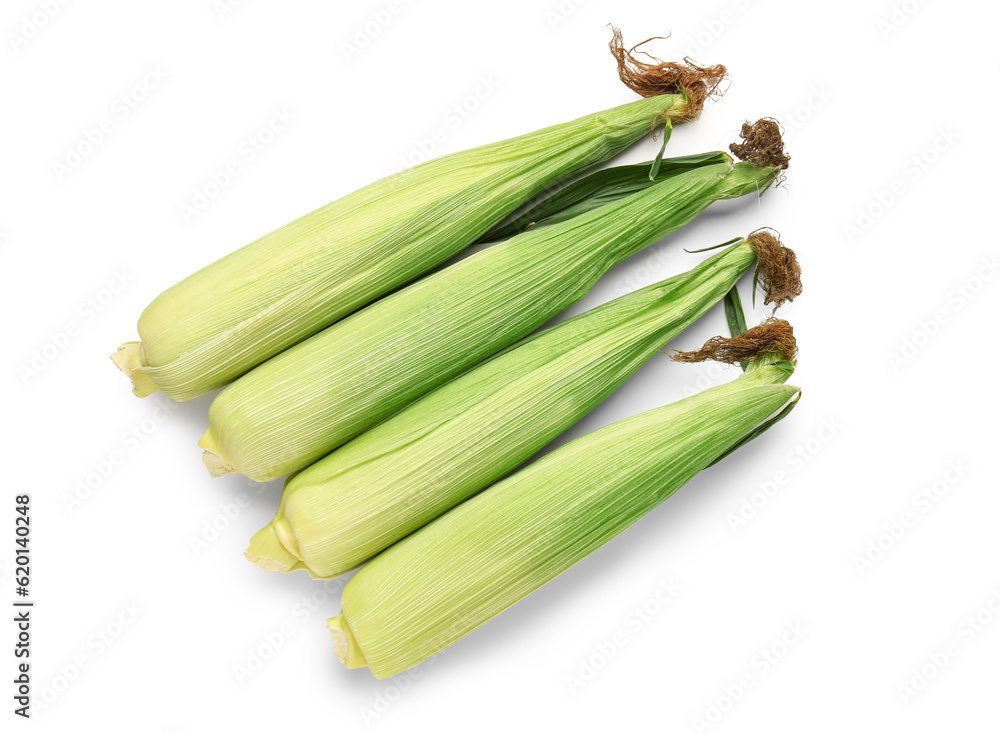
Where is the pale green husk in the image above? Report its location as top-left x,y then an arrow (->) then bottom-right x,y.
114,95 -> 698,401
247,239 -> 761,578
329,358 -> 800,678
201,158 -> 781,482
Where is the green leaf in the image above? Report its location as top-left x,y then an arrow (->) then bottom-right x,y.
648,121 -> 673,180
478,151 -> 732,241
685,236 -> 743,254
723,285 -> 749,372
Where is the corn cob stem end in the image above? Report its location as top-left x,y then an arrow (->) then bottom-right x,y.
245,523 -> 301,573
201,449 -> 235,478
198,428 -> 238,477
110,342 -> 159,397
328,615 -> 369,671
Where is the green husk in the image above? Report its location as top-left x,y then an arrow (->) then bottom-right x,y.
112,32 -> 728,402
247,232 -> 800,578
479,151 -> 732,241
328,348 -> 800,679
201,135 -> 786,482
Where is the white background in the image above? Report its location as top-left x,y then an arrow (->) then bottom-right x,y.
4,0 -> 998,730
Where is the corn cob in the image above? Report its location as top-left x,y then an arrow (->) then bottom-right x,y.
328,324 -> 800,678
111,30 -> 727,402
199,120 -> 789,482
246,231 -> 800,578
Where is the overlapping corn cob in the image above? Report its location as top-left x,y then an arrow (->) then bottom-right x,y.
247,231 -> 800,578
112,30 -> 727,401
328,327 -> 800,678
200,121 -> 788,482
